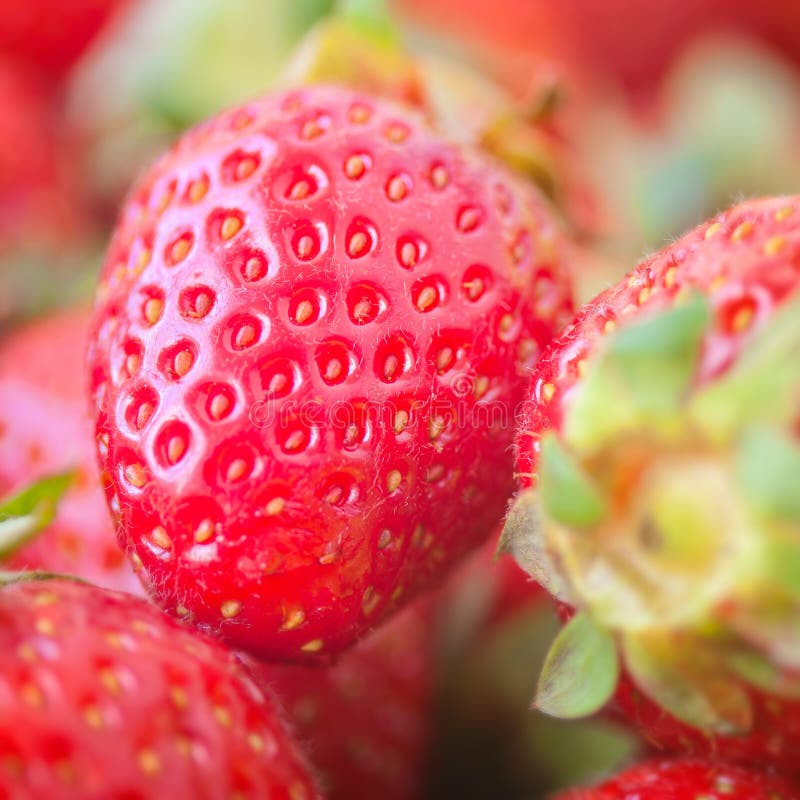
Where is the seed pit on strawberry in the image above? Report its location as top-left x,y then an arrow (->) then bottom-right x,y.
412,275 -> 448,313
456,204 -> 484,233
288,220 -> 326,262
165,231 -> 194,267
225,313 -> 266,352
124,384 -> 159,433
396,233 -> 428,269
154,420 -> 192,469
375,335 -> 415,383
184,173 -> 210,204
343,152 -> 372,180
345,217 -> 378,258
256,356 -> 301,400
221,149 -> 263,184
347,101 -> 372,124
178,285 -> 216,320
315,339 -> 357,386
158,339 -> 198,381
139,288 -> 165,328
238,249 -> 270,283
385,172 -> 412,202
288,286 -> 326,326
462,264 -> 493,302
347,283 -> 386,325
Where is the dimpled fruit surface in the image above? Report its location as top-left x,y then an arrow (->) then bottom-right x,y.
87,85 -> 572,662
0,578 -> 321,799
0,310 -> 141,594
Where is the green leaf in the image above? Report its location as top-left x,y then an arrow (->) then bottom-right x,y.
565,293 -> 710,452
737,426 -> 800,523
534,612 -> 619,719
0,472 -> 75,558
622,632 -> 753,735
498,488 -> 576,603
726,647 -> 800,699
538,434 -> 607,528
690,294 -> 800,442
337,0 -> 394,40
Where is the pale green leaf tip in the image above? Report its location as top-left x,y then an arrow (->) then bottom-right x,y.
534,612 -> 620,719
539,434 -> 607,528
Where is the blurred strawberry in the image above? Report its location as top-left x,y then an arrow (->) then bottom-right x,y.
255,604 -> 433,800
400,0 -> 800,107
579,39 -> 800,263
0,59 -> 81,255
0,0 -> 126,81
0,309 -> 140,594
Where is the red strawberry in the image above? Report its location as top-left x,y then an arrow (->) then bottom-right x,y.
256,603 -> 433,800
502,196 -> 800,768
0,0 -> 125,81
86,85 -> 573,662
0,309 -> 141,594
555,757 -> 800,800
401,0 -> 800,106
0,577 -> 321,799
0,58 -> 84,260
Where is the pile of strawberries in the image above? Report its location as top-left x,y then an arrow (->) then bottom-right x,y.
3,2 -> 800,799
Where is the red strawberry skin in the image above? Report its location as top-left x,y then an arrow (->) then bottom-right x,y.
0,58 -> 84,259
0,578 -> 321,800
87,85 -> 572,662
614,677 -> 800,775
257,603 -> 433,800
518,194 -> 800,473
556,757 -> 800,800
0,309 -> 141,594
0,0 -> 124,80
515,195 -> 800,769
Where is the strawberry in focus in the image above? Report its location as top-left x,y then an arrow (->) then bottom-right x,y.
258,604 -> 433,800
0,577 -> 321,799
87,85 -> 573,662
555,757 -> 800,800
502,196 -> 800,769
0,310 -> 140,594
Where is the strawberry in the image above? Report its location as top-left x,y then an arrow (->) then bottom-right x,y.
0,0 -> 125,81
86,85 -> 572,662
0,576 -> 321,799
555,757 -> 800,800
0,309 -> 141,594
401,0 -> 800,106
0,58 -> 83,259
256,603 -> 433,800
501,196 -> 800,768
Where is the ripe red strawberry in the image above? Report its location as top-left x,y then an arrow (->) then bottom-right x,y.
86,85 -> 573,662
0,577 -> 321,799
0,58 -> 83,259
555,757 -> 800,800
255,603 -> 433,800
502,196 -> 800,769
0,0 -> 125,81
0,309 -> 141,594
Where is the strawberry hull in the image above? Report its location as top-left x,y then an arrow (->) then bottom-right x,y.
504,196 -> 800,767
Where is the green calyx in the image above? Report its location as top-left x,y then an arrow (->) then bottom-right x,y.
0,471 -> 75,559
564,292 -> 710,454
506,291 -> 800,734
280,0 -> 419,105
